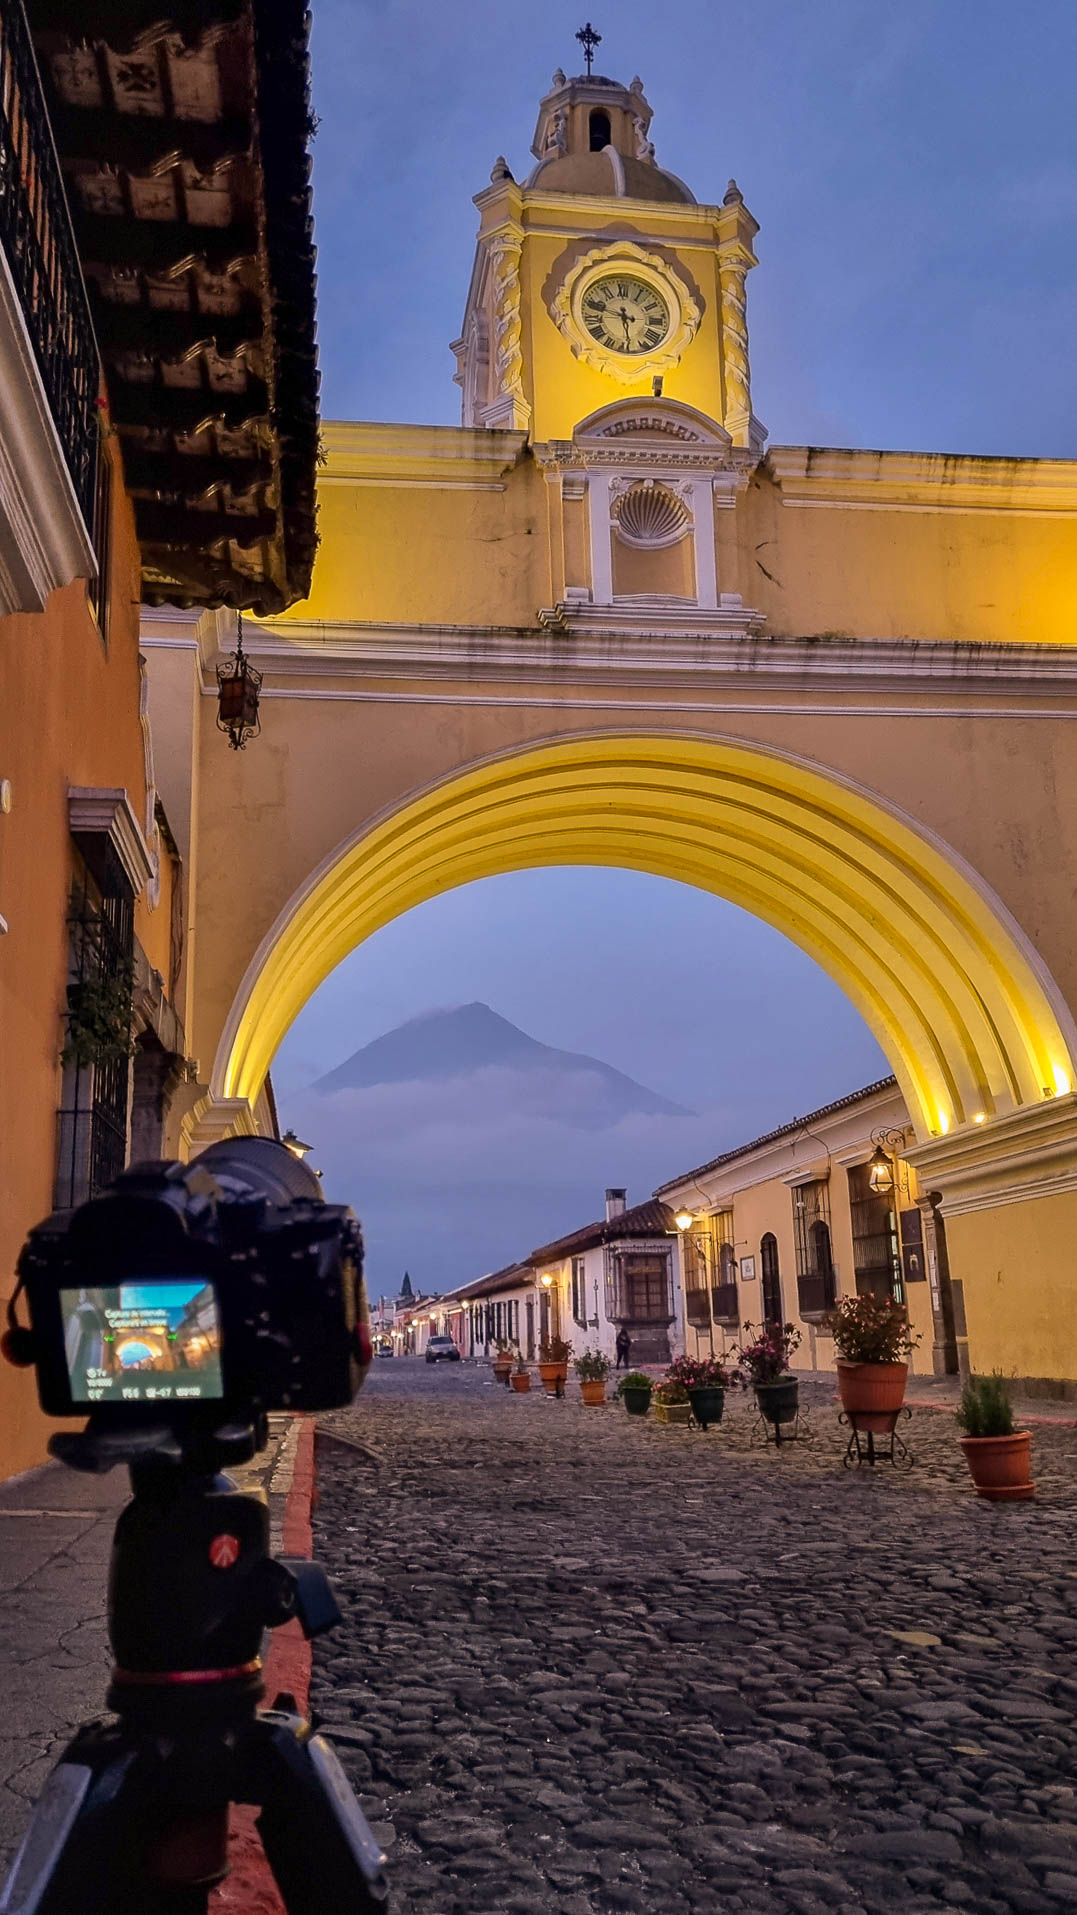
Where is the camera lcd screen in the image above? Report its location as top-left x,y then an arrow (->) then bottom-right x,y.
59,1281 -> 224,1405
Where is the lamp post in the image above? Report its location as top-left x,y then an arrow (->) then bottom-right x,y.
281,1129 -> 313,1160
675,1209 -> 715,1355
868,1128 -> 909,1302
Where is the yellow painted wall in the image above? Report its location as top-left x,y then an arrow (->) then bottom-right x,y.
945,1189 -> 1077,1384
273,450 -> 1077,652
685,1161 -> 935,1377
742,467 -> 1077,644
282,460 -> 548,630
0,440 -> 167,1481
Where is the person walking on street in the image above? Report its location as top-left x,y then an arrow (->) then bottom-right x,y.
615,1326 -> 632,1370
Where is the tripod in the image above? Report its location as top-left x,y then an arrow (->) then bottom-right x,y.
0,1419 -> 388,1915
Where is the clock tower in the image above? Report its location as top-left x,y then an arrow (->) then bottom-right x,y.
452,63 -> 766,454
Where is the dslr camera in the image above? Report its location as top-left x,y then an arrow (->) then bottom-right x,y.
6,1136 -> 372,1435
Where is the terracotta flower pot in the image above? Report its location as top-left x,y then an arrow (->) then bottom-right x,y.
959,1431 -> 1034,1500
836,1360 -> 908,1432
493,1357 -> 512,1388
538,1361 -> 567,1396
509,1370 -> 532,1393
579,1379 -> 606,1405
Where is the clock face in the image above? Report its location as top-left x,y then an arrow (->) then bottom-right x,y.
579,273 -> 671,355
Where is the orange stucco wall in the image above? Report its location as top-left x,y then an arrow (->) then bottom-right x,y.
0,437 -> 154,1480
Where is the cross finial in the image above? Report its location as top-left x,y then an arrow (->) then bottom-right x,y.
575,22 -> 601,75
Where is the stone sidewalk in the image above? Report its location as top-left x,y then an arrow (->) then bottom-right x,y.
0,1416 -> 300,1883
312,1361 -> 1077,1915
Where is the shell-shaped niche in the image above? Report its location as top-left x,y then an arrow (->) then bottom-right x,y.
611,480 -> 691,549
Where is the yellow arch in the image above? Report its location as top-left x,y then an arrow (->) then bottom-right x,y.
216,733 -> 1076,1139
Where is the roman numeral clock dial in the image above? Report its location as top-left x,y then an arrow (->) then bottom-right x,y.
581,274 -> 671,355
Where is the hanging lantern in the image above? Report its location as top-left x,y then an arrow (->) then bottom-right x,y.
216,613 -> 262,750
867,1143 -> 895,1196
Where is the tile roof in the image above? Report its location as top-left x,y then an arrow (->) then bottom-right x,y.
653,1076 -> 901,1194
435,1262 -> 534,1306
530,1197 -> 677,1264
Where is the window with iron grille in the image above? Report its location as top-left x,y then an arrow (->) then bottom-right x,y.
792,1179 -> 837,1316
571,1255 -> 587,1326
683,1234 -> 710,1328
88,437 -> 112,644
710,1211 -> 738,1325
605,1247 -> 674,1322
55,847 -> 134,1209
847,1163 -> 903,1303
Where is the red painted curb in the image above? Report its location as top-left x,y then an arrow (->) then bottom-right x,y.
212,1418 -> 317,1913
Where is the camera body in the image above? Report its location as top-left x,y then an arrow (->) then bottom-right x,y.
13,1139 -> 370,1424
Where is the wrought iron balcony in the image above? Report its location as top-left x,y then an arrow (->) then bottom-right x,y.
0,0 -> 98,527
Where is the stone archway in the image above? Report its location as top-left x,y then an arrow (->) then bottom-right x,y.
182,727 -> 1077,1384
209,731 -> 1074,1140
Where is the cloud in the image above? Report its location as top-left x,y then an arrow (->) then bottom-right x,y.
282,1073 -> 731,1297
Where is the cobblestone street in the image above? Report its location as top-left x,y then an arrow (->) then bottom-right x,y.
313,1361 -> 1077,1915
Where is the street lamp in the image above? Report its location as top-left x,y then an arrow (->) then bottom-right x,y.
216,613 -> 262,751
674,1207 -> 694,1232
868,1128 -> 909,1197
281,1129 -> 313,1160
540,1273 -> 553,1289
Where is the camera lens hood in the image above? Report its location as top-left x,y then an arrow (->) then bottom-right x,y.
194,1136 -> 325,1207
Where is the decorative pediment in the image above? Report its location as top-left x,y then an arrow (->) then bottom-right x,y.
575,398 -> 733,452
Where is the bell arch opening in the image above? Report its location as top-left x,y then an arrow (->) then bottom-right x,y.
211,733 -> 1076,1144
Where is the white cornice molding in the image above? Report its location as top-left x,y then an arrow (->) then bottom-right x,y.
906,1096 -> 1077,1216
68,787 -> 154,898
767,445 -> 1077,517
0,245 -> 95,614
238,619 -> 1077,696
320,422 -> 527,487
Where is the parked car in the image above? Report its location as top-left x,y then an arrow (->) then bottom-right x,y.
373,1338 -> 393,1358
425,1335 -> 462,1364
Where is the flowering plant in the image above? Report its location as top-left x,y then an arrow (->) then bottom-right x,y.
652,1379 -> 690,1406
734,1322 -> 801,1386
539,1334 -> 572,1365
573,1347 -> 610,1381
664,1355 -> 732,1391
826,1294 -> 920,1364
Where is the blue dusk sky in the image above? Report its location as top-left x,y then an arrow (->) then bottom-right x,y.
275,2 -> 1076,1294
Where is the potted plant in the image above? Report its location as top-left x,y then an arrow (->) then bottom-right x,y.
956,1372 -> 1034,1500
509,1351 -> 532,1393
615,1370 -> 654,1417
574,1347 -> 610,1405
538,1333 -> 572,1396
826,1294 -> 920,1431
652,1379 -> 692,1426
492,1339 -> 513,1387
664,1355 -> 732,1430
735,1322 -> 802,1429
